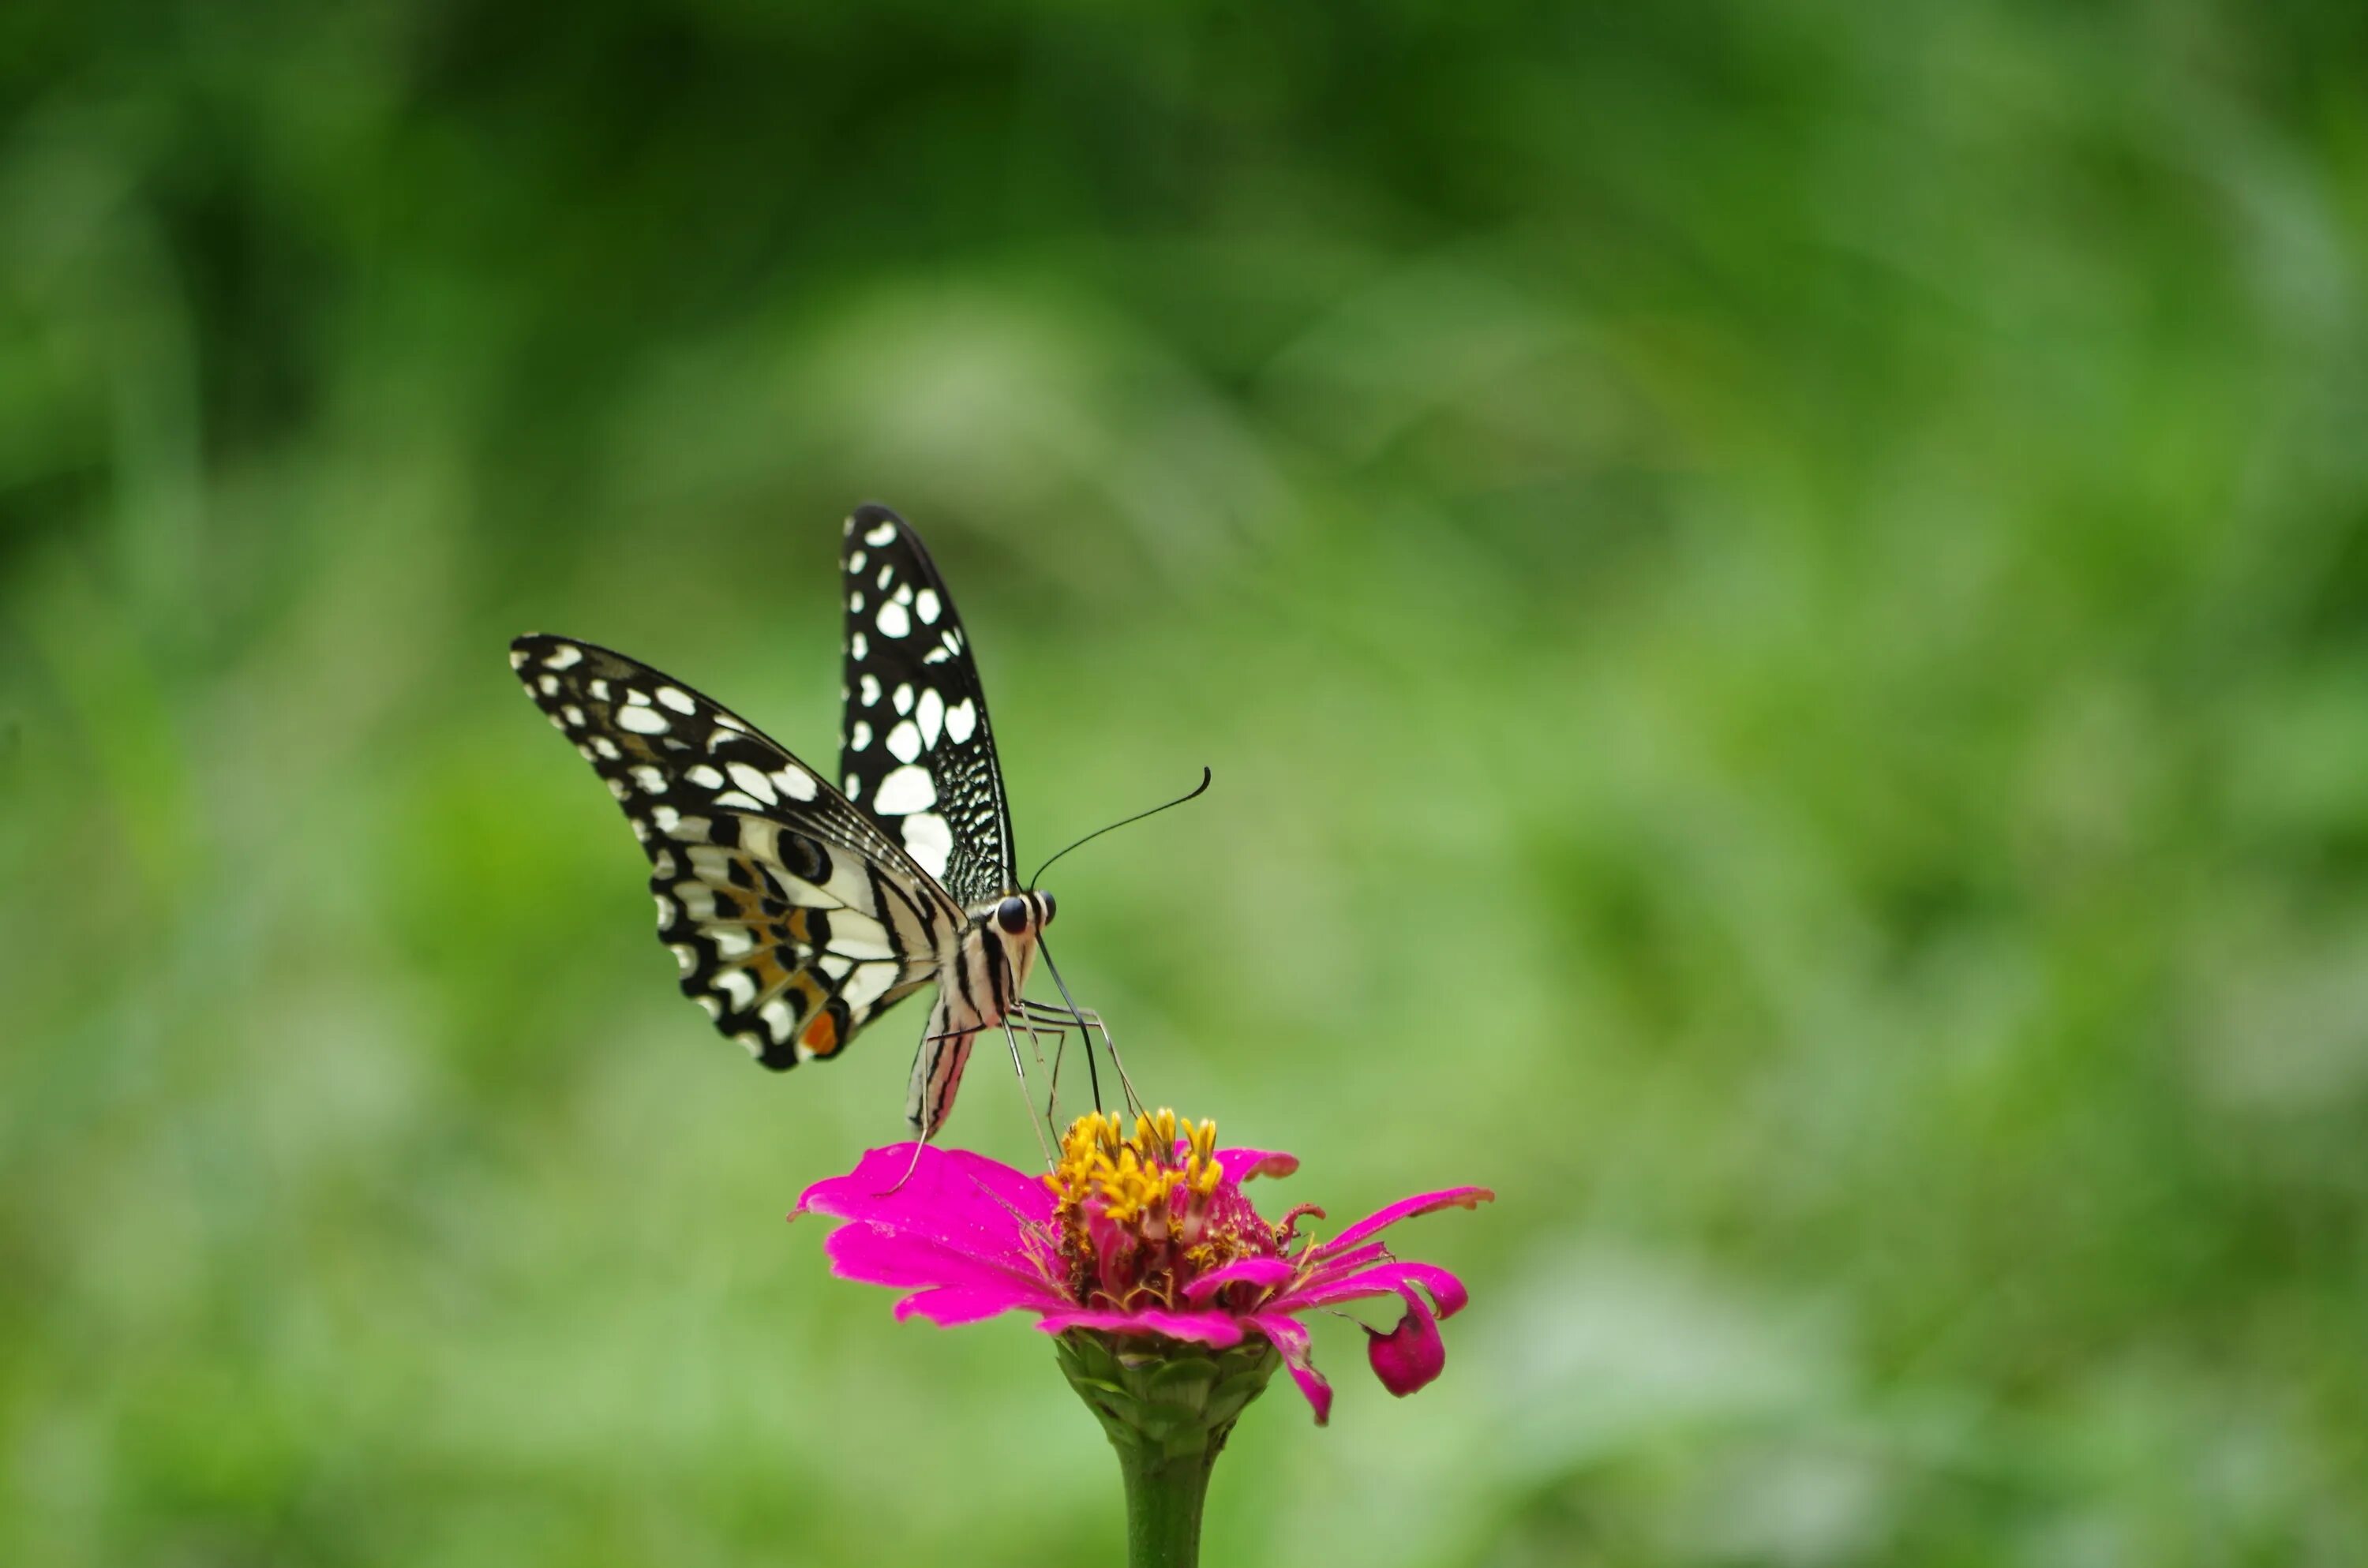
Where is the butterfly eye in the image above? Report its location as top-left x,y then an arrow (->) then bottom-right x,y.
996,895 -> 1030,934
1038,891 -> 1055,926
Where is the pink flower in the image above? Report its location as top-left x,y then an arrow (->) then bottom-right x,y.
796,1110 -> 1493,1423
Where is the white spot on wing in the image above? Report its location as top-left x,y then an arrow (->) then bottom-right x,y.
541,643 -> 583,669
849,549 -> 867,574
873,765 -> 938,814
656,686 -> 696,714
562,704 -> 587,728
717,970 -> 757,1010
762,998 -> 796,1042
852,631 -> 868,661
851,720 -> 872,751
915,589 -> 941,624
630,765 -> 667,794
876,601 -> 911,638
670,944 -> 697,975
860,673 -> 881,705
865,520 -> 897,546
712,928 -> 755,958
773,765 -> 817,801
901,810 -> 953,878
725,762 -> 779,805
617,705 -> 669,735
946,698 -> 977,743
893,683 -> 913,715
538,673 -> 559,695
845,773 -> 863,802
509,646 -> 530,670
842,962 -> 897,1012
886,720 -> 922,763
917,688 -> 945,747
592,736 -> 620,759
686,764 -> 724,788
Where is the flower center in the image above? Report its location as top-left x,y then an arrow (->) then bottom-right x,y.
1046,1109 -> 1276,1314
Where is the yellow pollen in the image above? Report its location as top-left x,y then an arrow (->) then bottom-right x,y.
1046,1106 -> 1254,1313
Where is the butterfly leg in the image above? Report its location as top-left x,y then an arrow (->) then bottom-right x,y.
1013,997 -> 1145,1121
999,1015 -> 1056,1169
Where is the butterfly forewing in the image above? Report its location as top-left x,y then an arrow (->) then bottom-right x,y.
837,504 -> 1017,908
510,634 -> 957,1067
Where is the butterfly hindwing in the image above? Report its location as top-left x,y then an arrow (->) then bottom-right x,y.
511,634 -> 957,1068
837,504 -> 1017,909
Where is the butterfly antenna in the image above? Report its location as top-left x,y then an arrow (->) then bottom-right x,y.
1027,767 -> 1212,891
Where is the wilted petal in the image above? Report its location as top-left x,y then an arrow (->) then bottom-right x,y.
1364,1288 -> 1445,1398
1182,1256 -> 1298,1306
1317,1185 -> 1493,1257
1215,1147 -> 1299,1184
1275,1259 -> 1471,1319
797,1144 -> 1054,1262
1035,1307 -> 1248,1348
1250,1312 -> 1332,1424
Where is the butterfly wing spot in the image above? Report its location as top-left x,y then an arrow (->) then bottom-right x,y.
510,646 -> 531,670
686,764 -> 723,788
901,810 -> 953,878
617,705 -> 669,735
945,698 -> 977,744
886,720 -> 922,763
655,685 -> 697,714
849,591 -> 864,613
851,720 -> 872,751
725,762 -> 779,805
873,765 -> 937,814
893,682 -> 914,715
851,631 -> 868,661
849,548 -> 867,573
541,643 -> 584,669
562,704 -> 587,728
630,765 -> 666,794
773,765 -> 818,802
915,589 -> 941,624
538,673 -> 560,695
864,520 -> 897,547
876,601 -> 911,638
859,673 -> 881,705
917,688 -> 944,747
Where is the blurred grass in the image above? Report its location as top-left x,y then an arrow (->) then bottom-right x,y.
6,2 -> 2368,1564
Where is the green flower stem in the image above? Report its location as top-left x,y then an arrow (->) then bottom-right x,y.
1056,1331 -> 1281,1568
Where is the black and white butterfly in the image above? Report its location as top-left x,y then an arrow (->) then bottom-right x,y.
510,504 -> 1085,1136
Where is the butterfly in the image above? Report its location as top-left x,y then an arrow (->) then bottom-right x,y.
509,504 -> 1082,1137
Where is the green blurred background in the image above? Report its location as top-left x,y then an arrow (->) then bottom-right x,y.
6,3 -> 2368,1563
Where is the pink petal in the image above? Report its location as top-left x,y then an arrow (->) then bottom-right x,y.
1315,1185 -> 1493,1257
1216,1147 -> 1299,1184
1182,1256 -> 1298,1306
796,1144 -> 1053,1261
1249,1312 -> 1332,1424
1033,1308 -> 1248,1348
1364,1289 -> 1445,1398
1273,1260 -> 1471,1320
891,1284 -> 1047,1327
821,1223 -> 1060,1300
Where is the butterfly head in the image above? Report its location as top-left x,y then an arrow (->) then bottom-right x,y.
994,890 -> 1056,937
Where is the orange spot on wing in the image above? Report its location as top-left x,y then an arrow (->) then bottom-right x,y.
800,1009 -> 840,1057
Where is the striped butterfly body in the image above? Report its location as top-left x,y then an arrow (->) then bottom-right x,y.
511,504 -> 1053,1136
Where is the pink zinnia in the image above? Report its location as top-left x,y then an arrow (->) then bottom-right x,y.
796,1109 -> 1493,1424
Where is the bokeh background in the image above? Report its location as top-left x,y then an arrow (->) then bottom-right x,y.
7,4 -> 2368,1564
